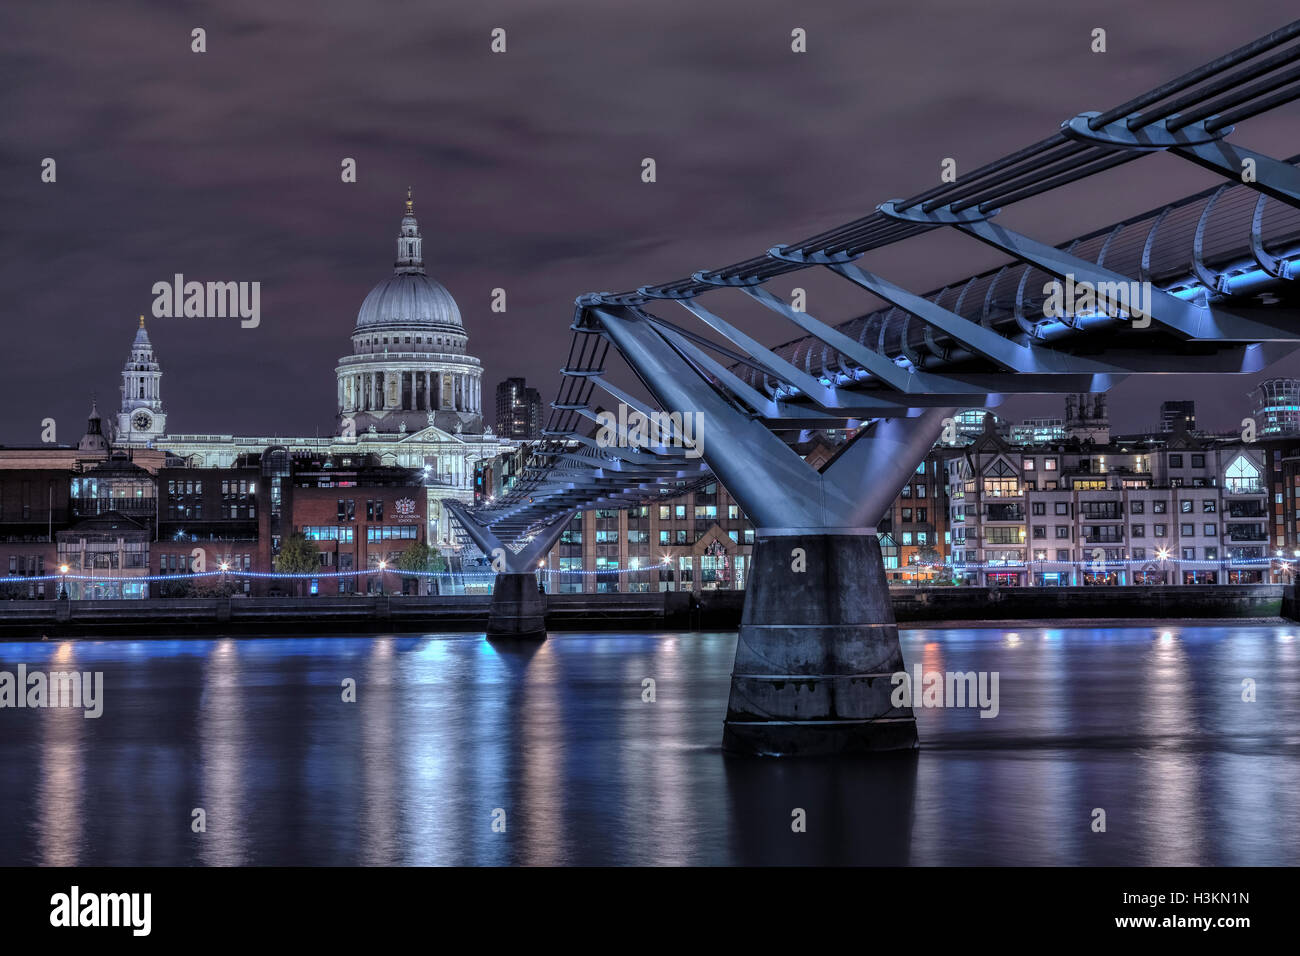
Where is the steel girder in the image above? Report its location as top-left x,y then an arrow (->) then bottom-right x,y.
454,21 -> 1300,549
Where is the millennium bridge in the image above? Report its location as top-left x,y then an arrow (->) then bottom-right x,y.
449,20 -> 1300,756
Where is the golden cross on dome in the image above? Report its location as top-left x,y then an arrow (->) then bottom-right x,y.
139,314 -> 145,329
405,186 -> 413,213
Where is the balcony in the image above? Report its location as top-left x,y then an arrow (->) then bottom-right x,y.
1223,482 -> 1266,496
1226,525 -> 1268,541
982,530 -> 1026,546
985,504 -> 1024,521
1227,503 -> 1267,517
1078,505 -> 1123,520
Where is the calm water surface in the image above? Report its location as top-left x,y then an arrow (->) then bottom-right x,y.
1,625 -> 1297,865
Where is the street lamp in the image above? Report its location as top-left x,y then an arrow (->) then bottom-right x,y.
59,563 -> 69,600
377,559 -> 387,596
1156,547 -> 1170,584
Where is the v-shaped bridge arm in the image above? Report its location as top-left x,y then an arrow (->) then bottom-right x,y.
592,305 -> 954,530
444,499 -> 575,572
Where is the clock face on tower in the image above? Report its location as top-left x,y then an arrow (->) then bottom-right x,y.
133,411 -> 153,431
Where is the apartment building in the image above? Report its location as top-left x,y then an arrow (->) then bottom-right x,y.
947,414 -> 1275,586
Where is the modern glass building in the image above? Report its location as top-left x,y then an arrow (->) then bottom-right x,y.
1252,379 -> 1300,436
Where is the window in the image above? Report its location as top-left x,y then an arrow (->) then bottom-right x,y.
1033,526 -> 1046,539
1182,547 -> 1196,560
916,485 -> 926,498
1180,523 -> 1195,536
658,506 -> 670,519
1032,502 -> 1045,515
1170,454 -> 1184,468
902,508 -> 912,521
1204,524 -> 1217,537
1205,546 -> 1218,560
1055,527 -> 1071,539
1056,549 -> 1070,561
1133,547 -> 1146,559
1152,500 -> 1168,513
659,531 -> 670,545
1154,524 -> 1168,537
1131,500 -> 1145,515
1044,458 -> 1058,471
1055,502 -> 1070,516
1180,500 -> 1194,513
1225,455 -> 1263,494
1203,500 -> 1216,513
902,532 -> 913,545
1023,458 -> 1035,471
1192,454 -> 1205,468
675,505 -> 686,519
1131,524 -> 1145,537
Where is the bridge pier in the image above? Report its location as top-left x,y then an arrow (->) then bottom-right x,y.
487,572 -> 548,640
591,305 -> 955,757
444,501 -> 573,642
724,532 -> 915,755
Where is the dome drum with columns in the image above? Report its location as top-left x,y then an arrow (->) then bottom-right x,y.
335,190 -> 483,436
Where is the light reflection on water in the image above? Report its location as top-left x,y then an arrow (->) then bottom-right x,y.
0,625 -> 1296,866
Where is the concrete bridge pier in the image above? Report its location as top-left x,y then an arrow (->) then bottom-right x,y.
592,306 -> 957,756
487,572 -> 548,639
444,501 -> 574,642
723,531 -> 915,756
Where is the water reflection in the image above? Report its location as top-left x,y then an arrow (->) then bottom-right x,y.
0,625 -> 1296,865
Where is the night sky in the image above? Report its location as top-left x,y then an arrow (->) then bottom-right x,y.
2,0 -> 1297,445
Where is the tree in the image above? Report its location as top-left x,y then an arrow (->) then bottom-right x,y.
193,576 -> 238,598
915,546 -> 942,567
394,541 -> 447,594
158,579 -> 193,599
274,533 -> 320,597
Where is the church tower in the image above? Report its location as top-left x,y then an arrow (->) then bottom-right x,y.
117,315 -> 166,442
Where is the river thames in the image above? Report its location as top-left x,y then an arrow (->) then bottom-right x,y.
1,625 -> 1297,866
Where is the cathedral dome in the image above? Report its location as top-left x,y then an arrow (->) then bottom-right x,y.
336,189 -> 484,437
354,272 -> 462,331
352,188 -> 462,332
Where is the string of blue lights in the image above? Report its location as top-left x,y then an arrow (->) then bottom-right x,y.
3,561 -> 675,584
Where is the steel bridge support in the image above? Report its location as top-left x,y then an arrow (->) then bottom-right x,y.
445,501 -> 574,640
594,306 -> 955,755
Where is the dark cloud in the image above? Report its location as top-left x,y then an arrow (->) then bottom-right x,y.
0,0 -> 1295,442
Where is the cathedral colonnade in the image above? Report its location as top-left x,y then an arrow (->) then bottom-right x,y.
339,370 -> 480,414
